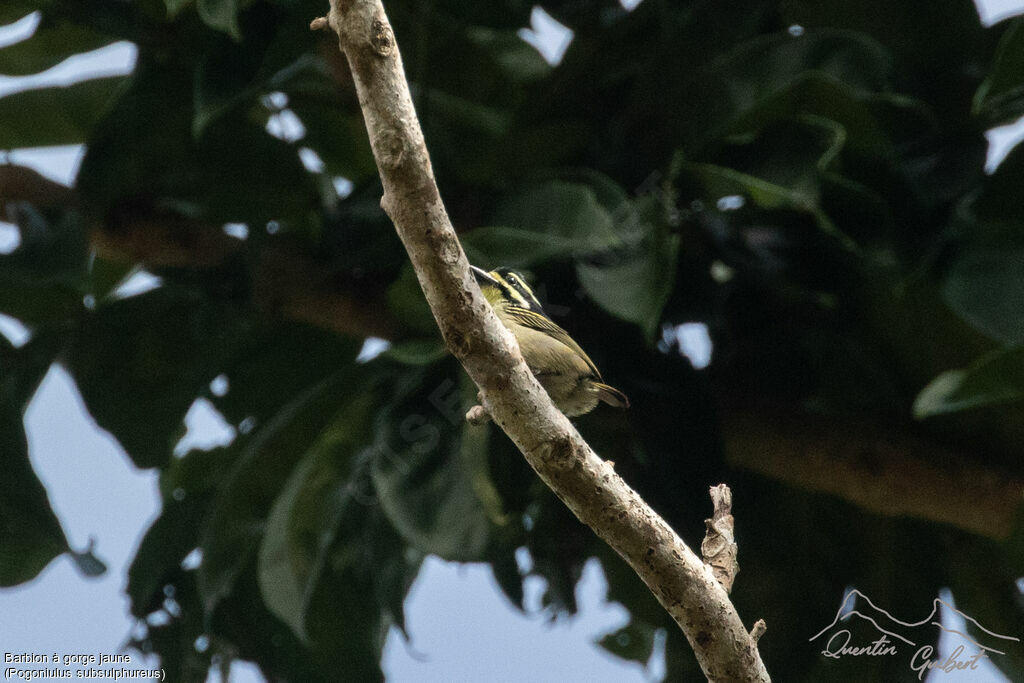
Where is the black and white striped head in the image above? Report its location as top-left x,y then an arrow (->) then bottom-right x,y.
471,266 -> 548,317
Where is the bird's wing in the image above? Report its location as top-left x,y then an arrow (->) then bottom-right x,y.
506,307 -> 602,379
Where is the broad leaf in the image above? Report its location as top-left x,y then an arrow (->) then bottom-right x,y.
943,222 -> 1024,345
974,17 -> 1024,125
197,0 -> 243,40
0,76 -> 126,148
258,429 -> 418,664
462,225 -> 577,268
127,445 -> 239,618
0,3 -> 40,25
381,338 -> 447,366
79,58 -> 314,224
0,334 -> 69,585
210,323 -> 358,426
464,178 -> 637,269
0,20 -> 115,76
492,181 -> 621,251
598,621 -> 658,664
0,204 -> 88,326
197,363 -> 367,614
370,365 -> 491,560
164,0 -> 194,18
576,230 -> 679,339
288,99 -> 378,183
914,346 -> 1024,417
65,287 -> 243,468
385,265 -> 440,336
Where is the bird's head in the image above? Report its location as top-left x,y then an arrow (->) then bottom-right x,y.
471,265 -> 546,316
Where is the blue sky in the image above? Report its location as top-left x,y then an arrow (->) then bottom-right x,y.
2,1 -> 1022,681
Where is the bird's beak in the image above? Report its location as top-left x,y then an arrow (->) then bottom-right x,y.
470,265 -> 498,286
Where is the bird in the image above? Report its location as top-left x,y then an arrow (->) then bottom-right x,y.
471,265 -> 629,417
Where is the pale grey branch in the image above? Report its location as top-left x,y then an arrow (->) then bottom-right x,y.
314,2 -> 770,680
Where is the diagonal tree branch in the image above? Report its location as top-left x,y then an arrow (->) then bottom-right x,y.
312,2 -> 769,680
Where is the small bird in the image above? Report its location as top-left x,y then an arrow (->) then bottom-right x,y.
472,265 -> 629,417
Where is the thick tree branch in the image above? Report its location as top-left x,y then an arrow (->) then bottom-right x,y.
94,213 -> 400,338
313,2 -> 769,680
0,164 -> 75,212
724,409 -> 1024,539
0,164 -> 398,339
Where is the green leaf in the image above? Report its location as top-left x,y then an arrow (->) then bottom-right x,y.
370,367 -> 491,560
258,451 -> 334,642
385,265 -> 439,336
191,14 -> 317,137
576,198 -> 679,338
720,116 -> 851,190
288,99 -> 378,184
224,376 -> 395,679
80,56 -> 316,224
0,20 -> 115,76
494,181 -> 621,250
686,161 -> 859,253
598,621 -> 658,664
488,546 -> 524,610
82,63 -> 315,222
0,3 -> 39,25
0,75 -> 126,148
164,0 -> 194,18
462,225 -> 577,269
425,89 -> 511,138
943,224 -> 1024,344
0,334 -> 71,586
914,346 -> 1024,417
76,59 -> 192,213
0,214 -> 126,328
780,1 -> 985,79
68,541 -> 107,577
465,178 -> 679,335
197,0 -> 242,40
721,77 -> 897,163
975,140 -> 1024,223
674,30 -> 893,150
380,338 -> 447,366
0,204 -> 88,326
64,287 -> 242,468
210,323 -> 357,426
975,17 -> 1024,125
127,445 -> 239,618
189,117 -> 317,223
197,364 -> 367,615
465,26 -> 550,84
192,39 -> 261,136
688,161 -> 816,212
576,241 -> 678,339
257,435 -> 414,659
463,178 -> 637,268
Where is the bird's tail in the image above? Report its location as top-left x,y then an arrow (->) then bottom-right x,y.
595,382 -> 629,409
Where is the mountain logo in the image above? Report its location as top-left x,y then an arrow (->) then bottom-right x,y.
809,589 -> 1019,679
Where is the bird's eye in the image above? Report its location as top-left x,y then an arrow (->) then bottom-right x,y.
507,275 -> 518,285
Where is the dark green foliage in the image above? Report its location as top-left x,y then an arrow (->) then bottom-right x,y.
66,287 -> 247,468
0,334 -> 71,586
2,0 -> 1024,680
